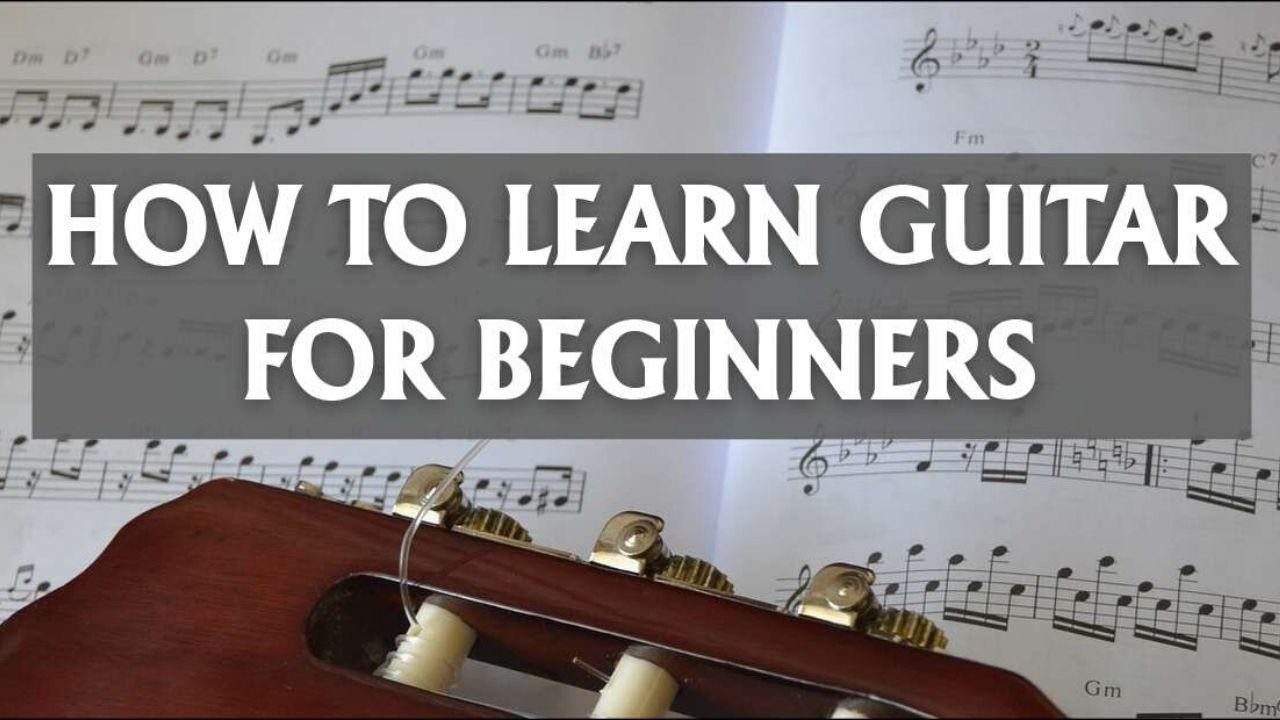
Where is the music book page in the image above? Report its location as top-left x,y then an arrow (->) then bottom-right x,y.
3,3 -> 1277,717
0,1 -> 770,621
713,3 -> 1280,717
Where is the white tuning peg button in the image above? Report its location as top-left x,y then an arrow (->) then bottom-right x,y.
590,651 -> 679,718
375,601 -> 476,693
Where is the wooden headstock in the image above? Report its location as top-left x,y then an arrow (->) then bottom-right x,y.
0,472 -> 1062,718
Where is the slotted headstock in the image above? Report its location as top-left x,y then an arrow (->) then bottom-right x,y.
0,472 -> 1061,718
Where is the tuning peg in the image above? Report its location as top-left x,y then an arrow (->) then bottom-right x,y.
793,562 -> 947,652
590,511 -> 668,574
454,506 -> 532,543
794,563 -> 880,629
658,555 -> 734,594
590,511 -> 734,595
393,464 -> 533,546
375,467 -> 551,700
374,597 -> 476,694
391,464 -> 470,526
590,649 -> 679,719
866,607 -> 947,652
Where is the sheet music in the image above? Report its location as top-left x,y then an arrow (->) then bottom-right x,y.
5,3 -> 1278,715
0,1 -> 768,620
0,437 -> 729,620
709,3 -> 1280,717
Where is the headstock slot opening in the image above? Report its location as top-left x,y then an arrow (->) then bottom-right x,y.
305,572 -> 859,718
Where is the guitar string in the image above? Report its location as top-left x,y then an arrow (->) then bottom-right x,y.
397,438 -> 491,626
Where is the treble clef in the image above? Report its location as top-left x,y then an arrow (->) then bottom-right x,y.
911,28 -> 941,92
782,564 -> 812,613
799,438 -> 828,496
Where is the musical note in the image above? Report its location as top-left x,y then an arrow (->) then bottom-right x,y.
290,455 -> 314,489
577,80 -> 633,120
54,438 -> 97,482
4,563 -> 47,602
453,70 -> 501,110
122,99 -> 175,135
0,435 -> 27,492
525,465 -> 575,514
405,66 -> 453,106
136,441 -> 185,484
915,439 -> 935,472
527,75 -> 577,114
1,562 -> 51,621
0,89 -> 48,125
309,57 -> 387,124
1240,598 -> 1280,659
13,334 -> 29,364
942,545 -> 1014,630
0,194 -> 22,232
1248,33 -> 1280,82
902,543 -> 924,609
1052,556 -> 1120,642
1184,438 -> 1257,512
1251,185 -> 1280,234
251,99 -> 304,145
175,99 -> 229,140
1134,565 -> 1202,651
974,439 -> 1032,484
47,93 -> 101,130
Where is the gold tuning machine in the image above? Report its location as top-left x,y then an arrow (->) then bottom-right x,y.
293,480 -> 382,512
795,563 -> 880,629
454,506 -> 532,544
794,562 -> 947,652
660,555 -> 734,595
391,465 -> 469,526
867,607 -> 948,652
590,511 -> 667,575
391,465 -> 533,546
590,511 -> 735,595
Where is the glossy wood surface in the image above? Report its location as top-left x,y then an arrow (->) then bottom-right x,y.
0,480 -> 1064,717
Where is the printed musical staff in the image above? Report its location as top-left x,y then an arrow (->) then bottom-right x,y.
0,309 -> 242,368
789,437 -> 1280,514
904,15 -> 1280,110
776,545 -> 1280,661
0,435 -> 586,513
0,58 -> 642,145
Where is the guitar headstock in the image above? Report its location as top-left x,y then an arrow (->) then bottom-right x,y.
0,466 -> 1062,718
